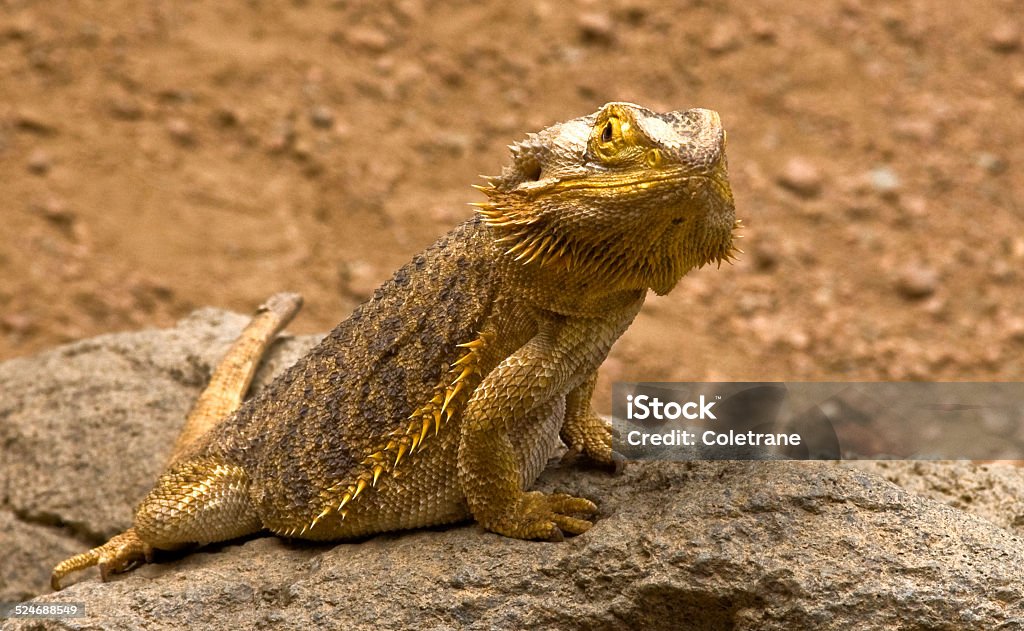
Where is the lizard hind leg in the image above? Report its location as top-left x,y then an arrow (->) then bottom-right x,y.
50,459 -> 263,590
50,293 -> 301,590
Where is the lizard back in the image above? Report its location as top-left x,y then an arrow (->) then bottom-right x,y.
192,218 -> 500,529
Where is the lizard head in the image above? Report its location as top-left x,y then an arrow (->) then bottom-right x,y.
475,102 -> 739,296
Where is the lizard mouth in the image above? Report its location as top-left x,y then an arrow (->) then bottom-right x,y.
516,165 -> 711,198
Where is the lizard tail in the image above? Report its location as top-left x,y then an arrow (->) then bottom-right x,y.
168,292 -> 303,463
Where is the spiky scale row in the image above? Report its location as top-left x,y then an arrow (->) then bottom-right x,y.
474,196 -> 577,271
303,332 -> 493,533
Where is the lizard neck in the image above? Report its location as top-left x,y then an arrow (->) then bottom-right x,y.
487,235 -> 648,318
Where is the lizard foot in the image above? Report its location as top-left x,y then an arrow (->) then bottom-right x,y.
51,528 -> 152,591
562,414 -> 621,469
490,491 -> 598,542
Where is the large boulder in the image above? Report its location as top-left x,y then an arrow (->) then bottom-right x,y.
1,309 -> 1022,630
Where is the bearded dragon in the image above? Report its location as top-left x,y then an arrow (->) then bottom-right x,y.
51,102 -> 737,589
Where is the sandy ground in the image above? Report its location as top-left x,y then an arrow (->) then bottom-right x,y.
1,1 -> 1022,412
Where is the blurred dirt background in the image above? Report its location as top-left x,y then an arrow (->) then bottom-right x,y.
1,1 -> 1022,412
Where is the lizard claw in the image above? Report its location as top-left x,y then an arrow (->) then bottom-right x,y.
489,491 -> 598,541
610,450 -> 627,475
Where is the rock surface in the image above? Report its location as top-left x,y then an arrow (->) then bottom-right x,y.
1,309 -> 1023,630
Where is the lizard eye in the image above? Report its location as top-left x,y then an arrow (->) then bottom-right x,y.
593,115 -> 623,160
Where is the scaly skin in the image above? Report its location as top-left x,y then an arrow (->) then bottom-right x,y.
51,102 -> 738,589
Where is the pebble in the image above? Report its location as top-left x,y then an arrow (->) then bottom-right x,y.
921,295 -> 947,317
292,138 -> 313,161
990,259 -> 1016,283
704,22 -> 741,54
892,118 -> 937,143
869,166 -> 901,197
899,195 -> 928,218
310,105 -> 335,129
976,152 -> 1007,175
267,119 -> 296,153
339,259 -> 382,299
1012,237 -> 1024,260
156,88 -> 194,104
752,234 -> 780,271
749,17 -> 776,42
4,13 -> 35,39
429,131 -> 471,157
895,264 -> 939,299
988,22 -> 1021,52
214,107 -> 243,128
26,149 -> 51,175
395,0 -> 425,22
0,313 -> 34,334
776,157 -> 823,198
14,109 -> 55,135
577,12 -> 614,44
109,97 -> 143,120
32,197 -> 78,239
166,118 -> 195,145
786,330 -> 811,351
1003,317 -> 1024,342
345,26 -> 391,52
1013,72 -> 1024,98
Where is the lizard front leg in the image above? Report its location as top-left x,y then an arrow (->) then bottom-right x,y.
458,305 -> 640,541
560,370 -> 616,467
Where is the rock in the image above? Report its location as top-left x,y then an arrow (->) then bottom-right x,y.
849,461 -> 1024,535
2,310 -> 1024,629
0,309 -> 319,600
776,157 -> 822,198
895,263 -> 939,299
